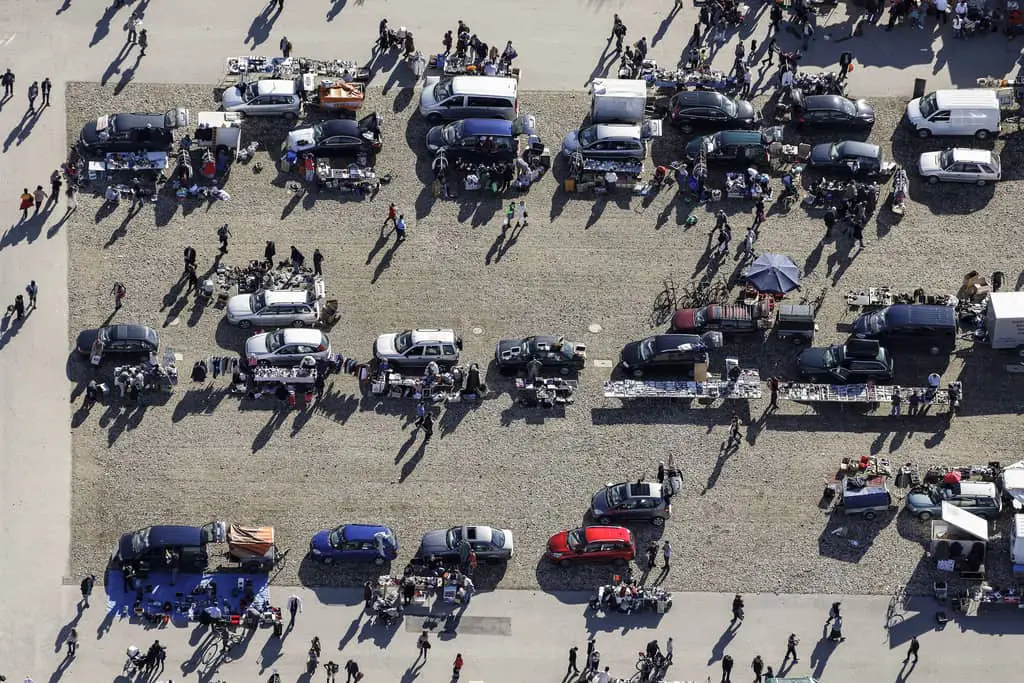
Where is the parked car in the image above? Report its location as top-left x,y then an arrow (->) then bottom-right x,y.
494,335 -> 586,374
75,324 -> 159,359
416,525 -> 514,562
220,79 -> 302,119
796,339 -> 894,384
905,482 -> 1003,522
285,113 -> 383,158
791,92 -> 875,130
244,328 -> 332,365
808,140 -> 889,177
419,75 -> 519,123
668,90 -> 761,133
425,116 -> 536,161
591,481 -> 670,527
776,304 -> 817,345
309,524 -> 399,565
851,304 -> 957,354
618,333 -> 721,378
918,148 -> 1001,186
78,108 -> 190,155
669,304 -> 764,335
561,123 -> 648,161
373,328 -> 462,370
683,128 -> 781,167
111,524 -> 213,572
226,290 -> 321,329
545,526 -> 635,567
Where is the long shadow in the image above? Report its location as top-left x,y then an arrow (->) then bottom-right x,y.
252,408 -> 288,452
3,108 -> 36,152
101,41 -> 135,86
113,55 -> 143,96
399,440 -> 428,482
371,241 -> 400,283
245,4 -> 280,49
707,625 -> 736,664
15,108 -> 44,148
326,0 -> 348,22
651,7 -> 682,47
89,2 -> 122,47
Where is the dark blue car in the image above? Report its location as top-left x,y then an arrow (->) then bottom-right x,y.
309,524 -> 398,565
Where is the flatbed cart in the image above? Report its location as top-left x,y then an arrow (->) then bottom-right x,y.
225,524 -> 281,572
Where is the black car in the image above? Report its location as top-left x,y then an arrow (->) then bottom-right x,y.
669,91 -> 761,134
78,109 -> 190,155
619,333 -> 722,377
796,339 -> 893,383
808,140 -> 887,177
683,128 -> 782,168
285,113 -> 383,159
76,324 -> 159,359
111,524 -> 214,572
495,335 -> 587,375
792,92 -> 875,130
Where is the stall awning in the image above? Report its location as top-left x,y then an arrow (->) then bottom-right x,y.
1003,461 -> 1024,509
941,502 -> 989,542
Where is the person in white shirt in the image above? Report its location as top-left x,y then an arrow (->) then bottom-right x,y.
934,0 -> 949,24
780,69 -> 794,89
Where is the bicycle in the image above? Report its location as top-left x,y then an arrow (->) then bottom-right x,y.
886,584 -> 907,628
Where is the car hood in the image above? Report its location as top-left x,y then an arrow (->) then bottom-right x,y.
226,294 -> 254,318
419,77 -> 441,113
684,138 -> 704,159
418,529 -> 450,556
375,333 -> 399,358
80,120 -> 100,145
796,347 -> 830,372
221,86 -> 245,109
851,314 -> 872,337
906,98 -> 923,124
855,99 -> 875,120
425,125 -> 446,152
76,328 -> 99,352
670,309 -> 698,332
561,130 -> 581,155
918,151 -> 943,174
547,530 -> 570,554
810,143 -> 834,164
906,491 -> 935,510
310,530 -> 333,553
620,341 -> 643,368
591,489 -> 608,514
244,333 -> 270,356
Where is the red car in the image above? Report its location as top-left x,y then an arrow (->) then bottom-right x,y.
546,526 -> 635,567
669,303 -> 767,334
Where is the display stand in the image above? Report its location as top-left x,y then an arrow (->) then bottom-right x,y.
251,367 -> 317,385
845,287 -> 894,308
778,382 -> 952,405
104,151 -> 169,172
604,369 -> 762,400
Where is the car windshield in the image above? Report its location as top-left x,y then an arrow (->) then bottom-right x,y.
823,346 -> 839,368
442,121 -> 464,144
860,311 -> 885,335
939,149 -> 954,169
578,126 -> 599,147
252,292 -> 266,312
377,529 -> 395,548
267,330 -> 286,351
433,80 -> 453,102
607,484 -> 627,507
130,527 -> 151,554
828,143 -> 841,160
693,309 -> 707,327
394,331 -> 413,353
919,92 -> 937,119
838,98 -> 856,116
639,337 -> 657,361
566,528 -> 585,552
721,97 -> 738,117
490,529 -> 506,547
329,527 -> 344,547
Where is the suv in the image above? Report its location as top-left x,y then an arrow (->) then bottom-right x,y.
591,481 -> 670,527
906,482 -> 1003,522
226,290 -> 321,329
426,117 -> 537,162
78,108 -> 190,155
112,524 -> 214,572
796,339 -> 893,383
669,90 -> 761,133
374,328 -> 462,370
683,128 -> 781,167
791,92 -> 875,130
221,79 -> 302,119
852,304 -> 957,354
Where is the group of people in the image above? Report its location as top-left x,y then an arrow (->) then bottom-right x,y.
440,20 -> 518,73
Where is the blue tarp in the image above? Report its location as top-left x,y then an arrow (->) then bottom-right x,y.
104,570 -> 271,626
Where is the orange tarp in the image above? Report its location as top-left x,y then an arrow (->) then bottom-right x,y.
227,524 -> 275,558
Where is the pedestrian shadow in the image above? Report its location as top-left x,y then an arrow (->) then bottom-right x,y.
371,242 -> 400,284
245,4 -> 280,49
102,42 -> 135,86
399,440 -> 428,482
15,108 -> 45,147
651,7 -> 682,47
114,55 -> 143,96
251,408 -> 288,453
48,654 -> 74,682
53,606 -> 83,652
326,0 -> 347,22
707,625 -> 735,664
47,208 -> 75,238
89,2 -> 122,47
56,0 -> 72,14
4,108 -> 37,152
808,630 -> 836,679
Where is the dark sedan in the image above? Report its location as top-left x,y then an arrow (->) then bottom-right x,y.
619,333 -> 721,377
793,93 -> 875,130
416,525 -> 514,562
808,140 -> 889,177
78,109 -> 189,155
796,340 -> 893,384
285,113 -> 383,158
112,524 -> 213,572
495,335 -> 587,375
76,324 -> 159,360
669,90 -> 761,133
683,128 -> 782,168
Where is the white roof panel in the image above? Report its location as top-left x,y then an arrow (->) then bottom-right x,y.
940,501 -> 989,542
989,292 -> 1024,319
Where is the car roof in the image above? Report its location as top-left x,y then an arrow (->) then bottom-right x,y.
454,118 -> 514,136
933,88 -> 999,108
618,482 -> 663,498
262,290 -> 311,304
107,324 -> 157,343
835,140 -> 880,157
409,328 -> 458,344
460,525 -> 495,543
449,75 -> 517,96
950,148 -> 995,164
318,119 -> 361,137
954,481 -> 997,495
674,90 -> 726,106
112,113 -> 167,131
882,304 -> 956,327
593,123 -> 641,140
257,79 -> 297,95
583,526 -> 631,542
804,94 -> 849,110
342,524 -> 391,542
279,328 -> 328,344
145,525 -> 205,547
651,334 -> 706,352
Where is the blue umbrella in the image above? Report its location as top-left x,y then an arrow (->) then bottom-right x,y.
745,253 -> 801,293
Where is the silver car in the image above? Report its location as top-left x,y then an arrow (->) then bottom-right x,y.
918,148 -> 1001,186
244,328 -> 332,365
226,290 -> 321,329
221,79 -> 302,120
561,123 -> 647,162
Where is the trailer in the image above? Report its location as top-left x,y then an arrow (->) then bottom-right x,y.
590,78 -> 648,124
985,291 -> 1024,351
194,111 -> 242,160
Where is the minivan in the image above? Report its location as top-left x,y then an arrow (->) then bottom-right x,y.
419,76 -> 518,123
906,481 -> 1002,521
683,127 -> 782,167
425,116 -> 538,161
905,89 -> 1001,140
851,304 -> 957,354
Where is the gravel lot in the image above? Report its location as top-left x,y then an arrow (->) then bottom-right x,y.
65,80 -> 1024,596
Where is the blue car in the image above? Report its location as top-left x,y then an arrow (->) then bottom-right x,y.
309,524 -> 398,565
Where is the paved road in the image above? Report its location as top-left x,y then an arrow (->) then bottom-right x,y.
0,0 -> 1021,679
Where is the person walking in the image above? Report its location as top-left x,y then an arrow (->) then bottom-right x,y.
502,201 -> 514,230
826,601 -> 841,624
217,224 -> 231,254
126,12 -> 141,44
904,636 -> 919,664
342,659 -> 358,683
137,29 -> 148,56
442,30 -> 453,55
111,282 -> 127,309
452,653 -> 464,679
851,220 -> 865,249
280,36 -> 293,58
185,265 -> 198,293
14,294 -> 25,320
665,636 -> 674,664
731,594 -> 745,624
416,630 -> 431,661
80,575 -> 95,608
27,80 -> 38,113
567,646 -> 580,675
613,16 -> 627,52
768,376 -> 779,410
290,245 -> 305,270
728,413 -> 741,444
752,655 -> 764,683
183,245 -> 197,271
662,540 -> 671,570
264,240 -> 276,266
18,188 -> 32,220
1,68 -> 14,99
40,77 -> 52,107
890,386 -> 902,416
421,412 -> 434,441
49,170 -> 62,203
26,280 -> 38,309
395,214 -> 407,242
32,185 -> 46,212
586,638 -> 596,672
287,594 -> 302,626
721,654 -> 734,683
65,185 -> 78,213
769,3 -> 783,35
516,199 -> 528,227
762,36 -> 777,67
784,633 -> 800,663
383,202 -> 397,229
828,615 -> 845,642
66,628 -> 79,657
313,248 -> 324,276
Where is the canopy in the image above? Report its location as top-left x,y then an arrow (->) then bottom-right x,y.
746,253 -> 801,294
940,502 -> 988,542
226,524 -> 275,559
942,471 -> 962,485
1003,460 -> 1024,510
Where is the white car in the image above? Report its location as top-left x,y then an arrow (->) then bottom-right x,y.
245,328 -> 332,365
373,328 -> 461,371
918,148 -> 1001,186
226,290 -> 321,329
221,80 -> 302,119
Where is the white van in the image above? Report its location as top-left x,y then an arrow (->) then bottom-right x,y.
419,76 -> 518,123
905,89 -> 1001,140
